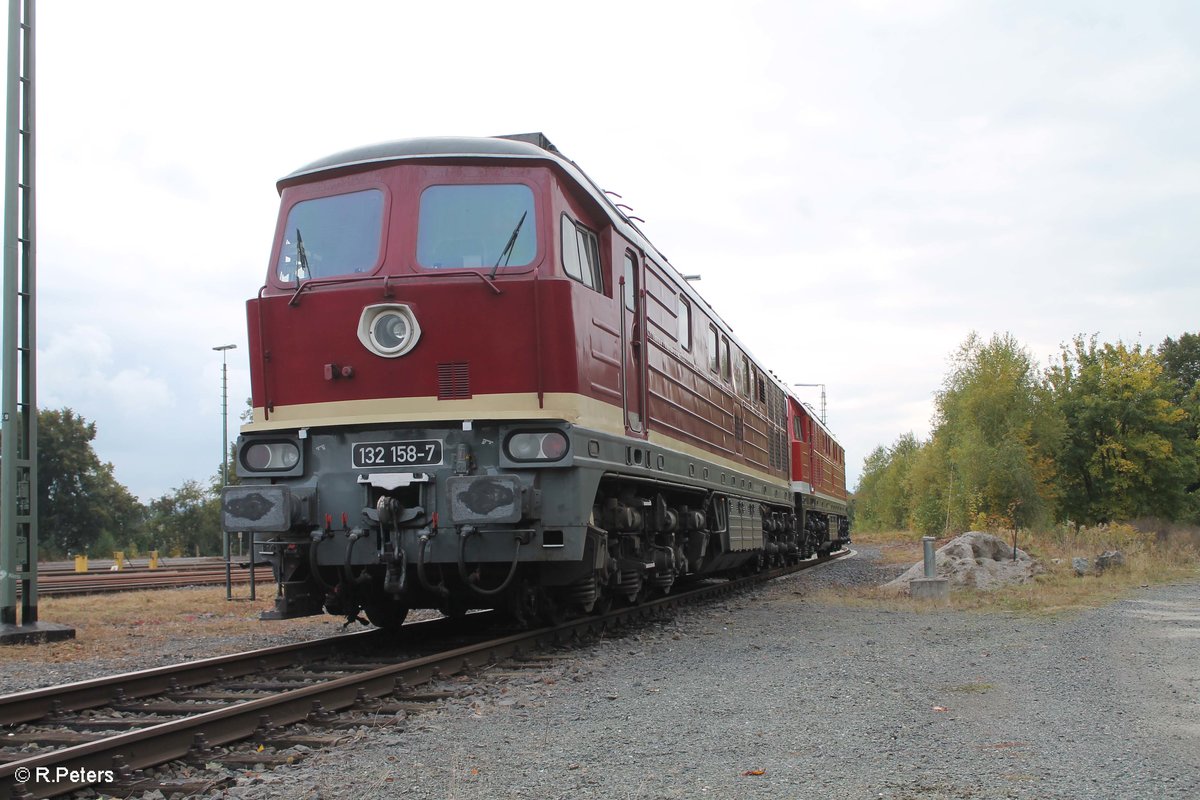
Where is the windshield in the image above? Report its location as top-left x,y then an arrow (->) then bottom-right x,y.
417,184 -> 536,269
276,189 -> 384,283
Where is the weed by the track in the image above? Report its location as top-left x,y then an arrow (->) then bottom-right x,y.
823,525 -> 1199,616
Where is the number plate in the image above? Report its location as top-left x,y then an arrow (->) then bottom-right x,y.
352,439 -> 443,469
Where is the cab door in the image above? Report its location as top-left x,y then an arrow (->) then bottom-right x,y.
620,250 -> 646,436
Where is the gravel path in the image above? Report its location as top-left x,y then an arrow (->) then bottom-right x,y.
201,550 -> 1198,800
7,551 -> 1197,799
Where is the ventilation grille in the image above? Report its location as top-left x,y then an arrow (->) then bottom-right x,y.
437,362 -> 472,400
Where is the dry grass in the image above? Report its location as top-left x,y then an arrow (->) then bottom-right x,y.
0,587 -> 335,665
842,525 -> 1200,616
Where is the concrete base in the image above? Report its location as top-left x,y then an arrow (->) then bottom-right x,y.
909,577 -> 950,601
0,621 -> 77,645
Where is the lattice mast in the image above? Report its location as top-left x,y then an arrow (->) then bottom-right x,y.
1,0 -> 37,626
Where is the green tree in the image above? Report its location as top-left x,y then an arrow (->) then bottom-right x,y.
1046,335 -> 1197,524
853,444 -> 893,532
1158,332 -> 1200,519
854,432 -> 923,532
144,480 -> 222,557
37,408 -> 145,558
917,333 -> 1057,533
1158,333 -> 1200,407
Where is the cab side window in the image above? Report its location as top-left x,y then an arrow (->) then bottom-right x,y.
561,214 -> 603,293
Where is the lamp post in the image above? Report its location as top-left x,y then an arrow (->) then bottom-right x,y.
213,344 -> 236,598
213,345 -> 236,487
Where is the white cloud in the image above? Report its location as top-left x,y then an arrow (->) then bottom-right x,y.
39,326 -> 174,417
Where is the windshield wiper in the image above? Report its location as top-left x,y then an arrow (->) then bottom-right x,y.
490,210 -> 528,279
295,228 -> 310,280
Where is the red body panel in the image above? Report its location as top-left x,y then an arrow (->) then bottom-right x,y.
787,396 -> 847,502
250,279 -> 581,414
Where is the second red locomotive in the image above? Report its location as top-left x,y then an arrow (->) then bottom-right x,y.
221,133 -> 849,628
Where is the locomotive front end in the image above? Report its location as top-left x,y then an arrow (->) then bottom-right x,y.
225,415 -> 594,628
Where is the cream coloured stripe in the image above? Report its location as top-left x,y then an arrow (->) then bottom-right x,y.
246,393 -> 626,437
247,392 -> 787,489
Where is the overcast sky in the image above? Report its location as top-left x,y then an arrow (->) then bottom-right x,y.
7,0 -> 1198,501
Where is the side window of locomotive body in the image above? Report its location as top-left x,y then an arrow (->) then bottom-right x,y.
276,189 -> 384,283
677,297 -> 691,351
417,184 -> 536,269
560,215 -> 603,292
738,354 -> 751,397
706,325 -> 719,373
793,415 -> 804,441
720,337 -> 732,383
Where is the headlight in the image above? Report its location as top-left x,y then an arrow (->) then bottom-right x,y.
370,311 -> 411,352
358,303 -> 421,358
242,441 -> 301,471
504,431 -> 569,462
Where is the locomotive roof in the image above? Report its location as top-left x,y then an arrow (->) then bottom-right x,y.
279,135 -> 559,184
280,133 -> 808,425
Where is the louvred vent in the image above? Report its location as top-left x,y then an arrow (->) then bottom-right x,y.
437,362 -> 471,399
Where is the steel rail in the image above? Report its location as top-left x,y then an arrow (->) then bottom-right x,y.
0,613 -> 497,726
18,566 -> 275,598
0,549 -> 849,799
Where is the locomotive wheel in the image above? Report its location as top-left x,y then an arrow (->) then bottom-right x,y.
363,597 -> 409,633
538,589 -> 568,627
591,585 -> 613,616
505,578 -> 541,629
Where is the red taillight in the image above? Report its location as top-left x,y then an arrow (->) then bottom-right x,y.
540,432 -> 568,460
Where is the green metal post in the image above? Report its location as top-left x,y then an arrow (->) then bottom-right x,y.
1,0 -> 35,627
214,344 -> 235,600
1,0 -> 73,644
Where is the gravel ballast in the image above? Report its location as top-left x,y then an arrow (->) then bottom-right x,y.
212,550 -> 1199,800
6,551 -> 1197,799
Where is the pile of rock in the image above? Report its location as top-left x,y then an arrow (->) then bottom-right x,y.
1072,550 -> 1127,576
883,531 -> 1043,593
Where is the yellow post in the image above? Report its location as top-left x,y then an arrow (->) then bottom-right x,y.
113,551 -> 125,570
74,555 -> 88,573
148,550 -> 159,570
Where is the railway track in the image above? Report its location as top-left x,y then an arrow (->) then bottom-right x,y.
18,564 -> 274,598
0,549 -> 850,799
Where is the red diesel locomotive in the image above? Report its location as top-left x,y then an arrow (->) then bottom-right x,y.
221,133 -> 849,628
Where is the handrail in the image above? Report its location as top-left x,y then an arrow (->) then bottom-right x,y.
285,269 -> 504,307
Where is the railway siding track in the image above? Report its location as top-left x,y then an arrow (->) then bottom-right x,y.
0,550 -> 849,799
21,565 -> 275,598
